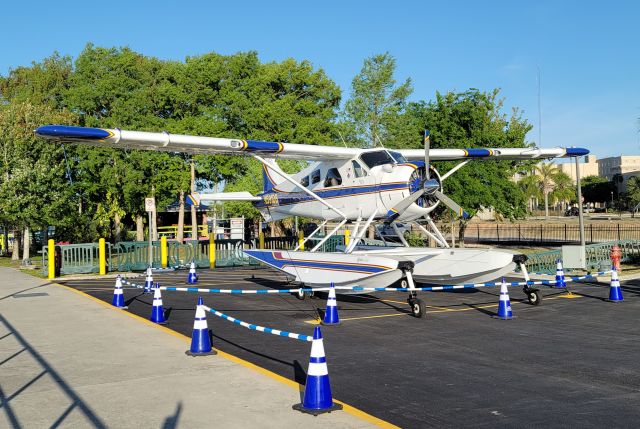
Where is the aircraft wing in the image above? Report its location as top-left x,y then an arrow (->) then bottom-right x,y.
35,125 -> 589,161
35,125 -> 359,161
399,147 -> 589,161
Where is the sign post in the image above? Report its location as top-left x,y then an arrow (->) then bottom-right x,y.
145,197 -> 156,268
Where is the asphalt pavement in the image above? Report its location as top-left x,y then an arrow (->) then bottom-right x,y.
58,267 -> 640,428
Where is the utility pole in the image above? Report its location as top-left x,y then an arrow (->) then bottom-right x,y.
575,157 -> 585,246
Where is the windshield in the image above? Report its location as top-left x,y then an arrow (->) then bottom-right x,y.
360,151 -> 395,169
389,151 -> 407,163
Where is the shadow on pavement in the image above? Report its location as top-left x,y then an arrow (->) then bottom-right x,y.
0,314 -> 107,428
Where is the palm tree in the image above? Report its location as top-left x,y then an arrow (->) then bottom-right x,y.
535,163 -> 558,218
550,171 -> 576,212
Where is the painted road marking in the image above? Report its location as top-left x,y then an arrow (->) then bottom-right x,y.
304,293 -> 582,324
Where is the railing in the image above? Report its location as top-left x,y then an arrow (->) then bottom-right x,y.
526,239 -> 640,274
465,223 -> 640,244
41,243 -> 105,275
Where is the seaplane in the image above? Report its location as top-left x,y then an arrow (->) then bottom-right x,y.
35,124 -> 589,317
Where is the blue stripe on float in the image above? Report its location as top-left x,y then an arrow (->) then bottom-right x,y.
310,356 -> 327,363
35,125 -> 112,140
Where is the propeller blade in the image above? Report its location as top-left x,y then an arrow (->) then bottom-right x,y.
423,130 -> 430,180
385,178 -> 440,224
434,190 -> 469,219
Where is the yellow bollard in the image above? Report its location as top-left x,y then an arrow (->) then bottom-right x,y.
259,232 -> 265,249
209,234 -> 215,269
48,239 -> 55,279
99,238 -> 106,275
160,236 -> 168,268
298,230 -> 305,251
344,229 -> 350,246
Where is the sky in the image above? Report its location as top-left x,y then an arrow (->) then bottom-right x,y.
1,1 -> 638,159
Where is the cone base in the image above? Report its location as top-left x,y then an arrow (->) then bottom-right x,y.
492,315 -> 516,320
112,305 -> 128,309
151,319 -> 167,325
293,402 -> 342,415
321,320 -> 340,326
606,298 -> 624,302
185,350 -> 217,356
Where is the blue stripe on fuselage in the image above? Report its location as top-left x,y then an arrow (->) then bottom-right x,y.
254,182 -> 408,208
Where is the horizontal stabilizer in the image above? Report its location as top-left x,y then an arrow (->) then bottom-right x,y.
186,192 -> 261,207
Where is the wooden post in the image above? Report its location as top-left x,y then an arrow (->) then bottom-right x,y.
47,239 -> 55,279
99,238 -> 106,275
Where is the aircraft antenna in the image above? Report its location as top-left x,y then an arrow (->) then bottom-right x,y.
337,131 -> 349,148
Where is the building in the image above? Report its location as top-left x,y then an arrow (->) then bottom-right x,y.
557,155 -> 599,183
597,155 -> 640,192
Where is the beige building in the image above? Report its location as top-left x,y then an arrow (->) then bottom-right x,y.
557,155 -> 599,182
598,155 -> 640,191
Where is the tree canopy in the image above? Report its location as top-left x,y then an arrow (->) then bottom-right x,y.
1,47 -> 543,247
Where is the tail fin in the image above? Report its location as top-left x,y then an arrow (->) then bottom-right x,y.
262,164 -> 285,194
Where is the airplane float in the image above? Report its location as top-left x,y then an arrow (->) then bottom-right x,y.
36,125 -> 589,317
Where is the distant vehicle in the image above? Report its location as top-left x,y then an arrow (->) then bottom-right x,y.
375,223 -> 410,239
565,207 -> 580,216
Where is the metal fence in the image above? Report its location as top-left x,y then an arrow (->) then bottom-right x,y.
464,223 -> 640,245
526,239 -> 640,274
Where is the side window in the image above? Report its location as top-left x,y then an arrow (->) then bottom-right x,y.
351,160 -> 366,178
324,168 -> 342,187
311,169 -> 321,184
300,175 -> 309,187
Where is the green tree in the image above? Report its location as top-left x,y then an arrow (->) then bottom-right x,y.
344,53 -> 412,148
550,170 -> 575,211
396,89 -> 532,241
581,175 -> 615,204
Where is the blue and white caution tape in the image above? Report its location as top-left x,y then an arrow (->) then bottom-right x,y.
202,305 -> 312,342
120,270 -> 611,295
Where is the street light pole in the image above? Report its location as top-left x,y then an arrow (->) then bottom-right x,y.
611,191 -> 614,208
575,156 -> 585,247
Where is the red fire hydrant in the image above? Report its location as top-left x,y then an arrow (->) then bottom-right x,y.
610,244 -> 622,272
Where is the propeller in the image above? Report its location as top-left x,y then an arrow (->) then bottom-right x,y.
385,130 -> 469,224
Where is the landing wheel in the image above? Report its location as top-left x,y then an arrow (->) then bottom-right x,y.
294,289 -> 310,300
525,289 -> 542,306
408,298 -> 426,318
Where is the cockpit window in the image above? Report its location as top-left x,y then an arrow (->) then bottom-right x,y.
389,151 -> 407,163
351,160 -> 366,178
360,151 -> 395,169
311,169 -> 321,184
324,168 -> 342,187
300,175 -> 309,187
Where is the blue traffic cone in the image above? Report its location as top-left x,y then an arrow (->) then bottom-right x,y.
150,285 -> 166,324
293,327 -> 342,415
608,269 -> 624,302
555,259 -> 566,288
186,297 -> 216,356
111,275 -> 126,308
322,283 -> 340,325
187,261 -> 198,284
144,267 -> 154,293
495,278 -> 513,319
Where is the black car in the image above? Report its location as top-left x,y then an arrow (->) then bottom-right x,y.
565,207 -> 580,216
